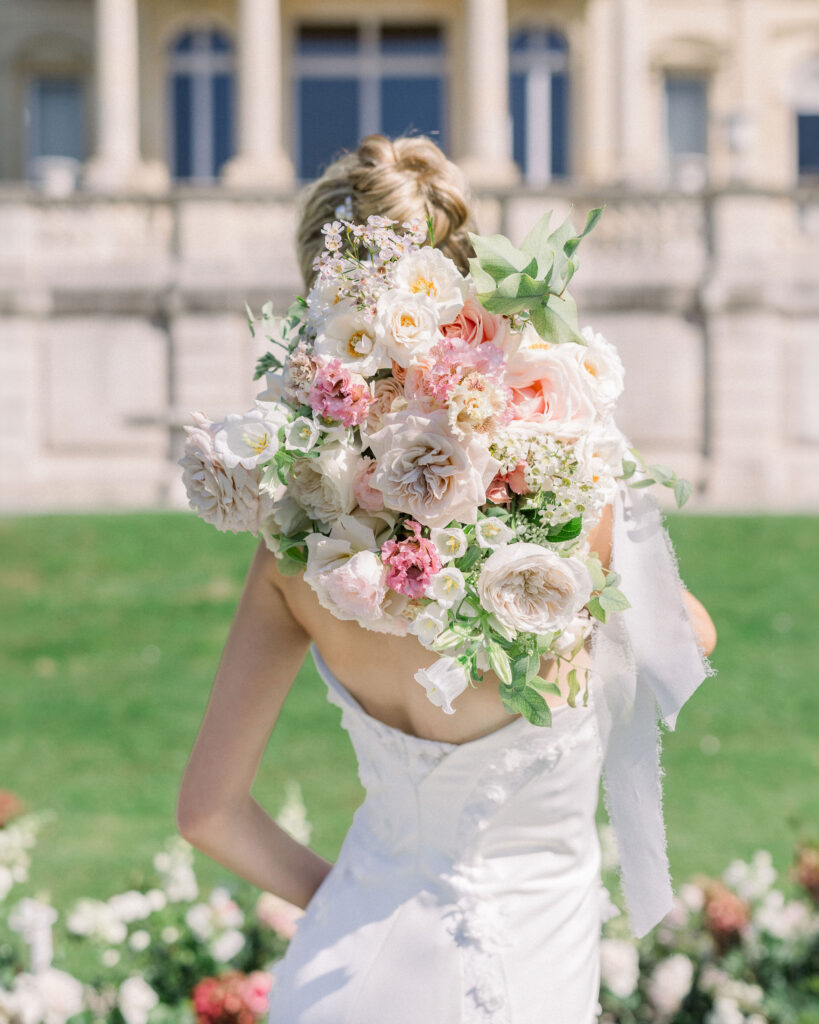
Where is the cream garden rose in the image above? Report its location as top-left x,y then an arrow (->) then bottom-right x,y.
287,443 -> 360,526
374,290 -> 440,368
391,247 -> 466,322
477,544 -> 593,635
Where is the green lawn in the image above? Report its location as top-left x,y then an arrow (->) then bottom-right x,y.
1,511 -> 817,909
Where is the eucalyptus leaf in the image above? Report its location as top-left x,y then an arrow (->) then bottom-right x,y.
520,211 -> 556,278
468,232 -> 534,282
621,459 -> 637,479
586,554 -> 606,591
674,477 -> 693,508
567,668 -> 580,709
598,587 -> 631,614
587,595 -> 607,623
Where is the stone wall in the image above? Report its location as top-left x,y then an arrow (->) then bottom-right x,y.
1,185 -> 818,513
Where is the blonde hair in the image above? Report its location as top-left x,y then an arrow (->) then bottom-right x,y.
296,134 -> 477,290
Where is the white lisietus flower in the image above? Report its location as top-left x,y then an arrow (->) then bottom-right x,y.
477,544 -> 593,635
391,247 -> 467,323
426,566 -> 466,608
409,604 -> 450,647
179,413 -> 274,535
212,406 -> 288,470
313,308 -> 392,376
430,527 -> 468,563
285,416 -> 321,453
414,657 -> 470,714
475,518 -> 515,549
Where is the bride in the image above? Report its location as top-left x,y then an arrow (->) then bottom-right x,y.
175,135 -> 717,1023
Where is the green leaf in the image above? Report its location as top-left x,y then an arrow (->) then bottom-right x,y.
537,296 -> 584,345
519,211 -> 556,278
674,477 -> 693,508
586,554 -> 605,592
511,654 -> 530,690
487,643 -> 512,686
467,260 -> 498,297
647,463 -> 673,484
468,232 -> 535,282
587,595 -> 607,623
628,478 -> 655,489
546,516 -> 583,542
498,684 -> 553,727
454,546 -> 482,573
621,459 -> 637,479
530,677 -> 562,698
535,632 -> 557,654
603,570 -> 621,589
598,586 -> 631,614
567,668 -> 580,709
244,302 -> 256,337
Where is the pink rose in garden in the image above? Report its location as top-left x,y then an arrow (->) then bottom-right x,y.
381,520 -> 442,598
702,880 -> 750,951
793,843 -> 819,905
308,359 -> 372,427
256,891 -> 304,941
193,970 -> 272,1024
440,295 -> 509,350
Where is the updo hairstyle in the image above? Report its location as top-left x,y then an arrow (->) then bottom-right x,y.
296,134 -> 477,290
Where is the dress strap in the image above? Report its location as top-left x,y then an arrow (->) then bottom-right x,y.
591,477 -> 715,936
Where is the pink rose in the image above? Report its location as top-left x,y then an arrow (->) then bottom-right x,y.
485,475 -> 513,506
240,972 -> 273,1016
440,296 -> 509,350
507,342 -> 597,441
353,458 -> 385,512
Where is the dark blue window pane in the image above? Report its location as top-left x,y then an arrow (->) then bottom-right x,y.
212,73 -> 234,175
33,78 -> 85,160
173,32 -> 195,53
380,77 -> 444,147
546,29 -> 568,53
798,114 -> 819,176
510,31 -> 530,53
210,31 -> 231,53
666,77 -> 708,155
299,78 -> 359,179
298,26 -> 358,55
510,73 -> 527,173
551,71 -> 568,176
380,25 -> 442,55
173,74 -> 192,179
511,28 -> 567,53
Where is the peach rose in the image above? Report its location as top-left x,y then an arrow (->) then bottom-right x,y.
440,295 -> 509,350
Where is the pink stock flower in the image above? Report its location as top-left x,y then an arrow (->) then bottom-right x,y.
440,295 -> 509,349
308,359 -> 372,427
426,337 -> 507,402
381,520 -> 442,598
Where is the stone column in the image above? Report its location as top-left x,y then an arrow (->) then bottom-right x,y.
84,0 -> 168,192
615,0 -> 648,184
459,0 -> 520,187
581,0 -> 617,183
223,0 -> 293,189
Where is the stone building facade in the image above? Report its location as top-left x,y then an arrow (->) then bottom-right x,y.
0,0 -> 818,511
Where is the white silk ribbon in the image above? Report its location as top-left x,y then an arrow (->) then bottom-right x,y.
591,477 -> 715,936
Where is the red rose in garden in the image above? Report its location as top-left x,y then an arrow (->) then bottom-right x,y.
792,843 -> 819,905
192,971 -> 273,1024
703,880 -> 750,951
0,791 -> 26,827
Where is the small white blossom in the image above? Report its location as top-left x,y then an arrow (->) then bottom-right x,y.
475,518 -> 515,549
285,416 -> 321,453
426,567 -> 466,609
414,657 -> 469,714
409,604 -> 450,646
118,976 -> 159,1024
128,929 -> 151,953
430,528 -> 468,563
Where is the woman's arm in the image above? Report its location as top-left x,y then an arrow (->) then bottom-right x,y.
587,501 -> 717,656
176,541 -> 332,909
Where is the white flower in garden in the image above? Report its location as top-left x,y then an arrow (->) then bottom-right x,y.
598,824 -> 620,872
12,968 -> 85,1024
680,882 -> 705,913
276,780 -> 312,846
288,443 -> 360,526
185,903 -> 214,941
391,247 -> 466,323
212,407 -> 287,471
414,657 -> 469,714
430,527 -> 468,563
705,997 -> 745,1024
179,412 -> 274,535
409,604 -> 449,647
210,928 -> 245,963
153,838 -> 198,903
374,290 -> 440,368
478,545 -> 593,635
313,308 -> 391,376
8,898 -> 58,973
117,976 -> 159,1024
573,326 -> 625,413
284,416 -> 321,453
599,937 -> 639,999
647,955 -> 694,1017
426,567 -> 466,609
160,926 -> 179,944
723,850 -> 777,902
209,887 -> 244,930
128,930 -> 151,953
256,891 -> 304,941
753,889 -> 816,941
66,898 -> 127,944
101,949 -> 120,967
107,890 -> 153,924
475,518 -> 515,550
368,409 -> 500,529
144,889 -> 166,913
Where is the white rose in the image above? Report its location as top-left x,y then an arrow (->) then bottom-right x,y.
477,544 -> 593,635
306,278 -> 355,326
599,937 -> 639,999
313,308 -> 391,376
475,518 -> 515,549
414,657 -> 469,714
185,903 -> 213,940
117,976 -> 159,1024
288,443 -> 360,526
212,406 -> 288,470
647,955 -> 694,1016
426,567 -> 466,608
572,326 -> 626,413
304,516 -> 391,626
391,247 -> 466,322
209,928 -> 245,963
550,612 -> 593,658
179,413 -> 273,534
374,290 -> 440,368
367,408 -> 500,529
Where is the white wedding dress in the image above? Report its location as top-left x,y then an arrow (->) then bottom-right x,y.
265,481 -> 713,1024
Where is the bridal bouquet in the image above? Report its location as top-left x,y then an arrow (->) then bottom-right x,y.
180,206 -> 690,726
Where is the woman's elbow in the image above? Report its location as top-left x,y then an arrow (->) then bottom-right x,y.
175,783 -> 228,845
682,589 -> 717,656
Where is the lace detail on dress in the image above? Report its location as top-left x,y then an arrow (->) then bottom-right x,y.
442,708 -> 598,1024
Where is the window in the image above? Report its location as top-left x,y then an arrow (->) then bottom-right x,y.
293,23 -> 446,181
665,74 -> 708,188
798,115 -> 819,177
169,29 -> 235,182
27,77 -> 86,172
509,29 -> 569,185
792,57 -> 819,179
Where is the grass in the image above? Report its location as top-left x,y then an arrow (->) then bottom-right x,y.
1,511 -> 817,909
